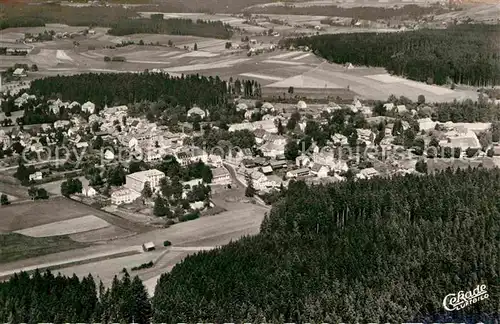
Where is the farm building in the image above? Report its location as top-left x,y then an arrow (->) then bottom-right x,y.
12,68 -> 26,77
142,242 -> 156,252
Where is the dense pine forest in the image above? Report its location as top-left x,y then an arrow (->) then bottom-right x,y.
283,24 -> 500,87
246,4 -> 446,20
108,18 -> 232,39
0,4 -> 232,39
28,72 -> 261,125
152,168 -> 500,322
30,73 -> 233,108
0,269 -> 151,323
1,169 -> 499,322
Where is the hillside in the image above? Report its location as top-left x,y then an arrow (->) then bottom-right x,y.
283,24 -> 500,87
152,169 -> 499,322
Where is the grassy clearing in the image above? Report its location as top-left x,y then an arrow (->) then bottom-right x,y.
0,233 -> 87,264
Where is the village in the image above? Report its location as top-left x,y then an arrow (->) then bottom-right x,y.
1,79 -> 500,220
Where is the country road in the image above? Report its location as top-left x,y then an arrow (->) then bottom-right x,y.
0,201 -> 269,294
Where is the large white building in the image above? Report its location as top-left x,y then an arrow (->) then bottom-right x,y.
211,167 -> 231,186
111,188 -> 141,205
124,169 -> 165,194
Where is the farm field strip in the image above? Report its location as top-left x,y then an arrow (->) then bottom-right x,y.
365,73 -> 404,83
159,51 -> 182,57
55,250 -> 164,282
127,60 -> 171,64
164,58 -> 250,72
292,53 -> 311,61
365,73 -> 454,95
401,80 -> 454,95
14,215 -> 111,237
262,60 -> 305,66
265,74 -> 342,89
79,52 -> 101,59
239,73 -> 284,81
69,225 -> 135,243
0,245 -> 142,278
47,68 -> 79,71
170,51 -> 219,59
271,51 -> 305,59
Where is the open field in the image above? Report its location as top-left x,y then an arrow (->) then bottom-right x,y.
1,26 -> 479,103
0,198 -> 269,291
0,233 -> 87,264
0,197 -> 144,239
14,215 -> 110,238
69,225 -> 135,243
0,198 -> 94,232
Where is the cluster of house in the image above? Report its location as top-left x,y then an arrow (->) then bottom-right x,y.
5,86 -> 500,200
109,166 -> 230,207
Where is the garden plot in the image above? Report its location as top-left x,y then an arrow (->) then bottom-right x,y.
14,215 -> 110,238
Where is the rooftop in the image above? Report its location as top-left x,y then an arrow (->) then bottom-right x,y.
126,169 -> 165,182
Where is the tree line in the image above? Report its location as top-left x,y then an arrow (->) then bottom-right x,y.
0,269 -> 151,324
282,24 -> 500,87
29,73 -> 230,108
108,18 -> 232,39
0,4 -> 232,39
152,168 -> 500,322
246,4 -> 447,21
2,168 -> 499,322
27,73 -> 260,127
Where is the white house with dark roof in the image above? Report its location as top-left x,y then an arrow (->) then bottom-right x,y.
296,155 -> 310,168
82,101 -> 96,114
310,163 -> 329,178
356,167 -> 379,180
211,167 -> 231,186
187,106 -> 207,118
286,168 -> 310,179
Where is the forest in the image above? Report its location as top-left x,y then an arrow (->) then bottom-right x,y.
108,18 -> 232,39
283,24 -> 500,87
0,4 -> 232,39
29,72 -> 228,108
0,4 -> 136,30
246,4 -> 447,20
0,269 -> 151,323
27,72 -> 260,125
1,169 -> 499,322
152,168 -> 500,322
